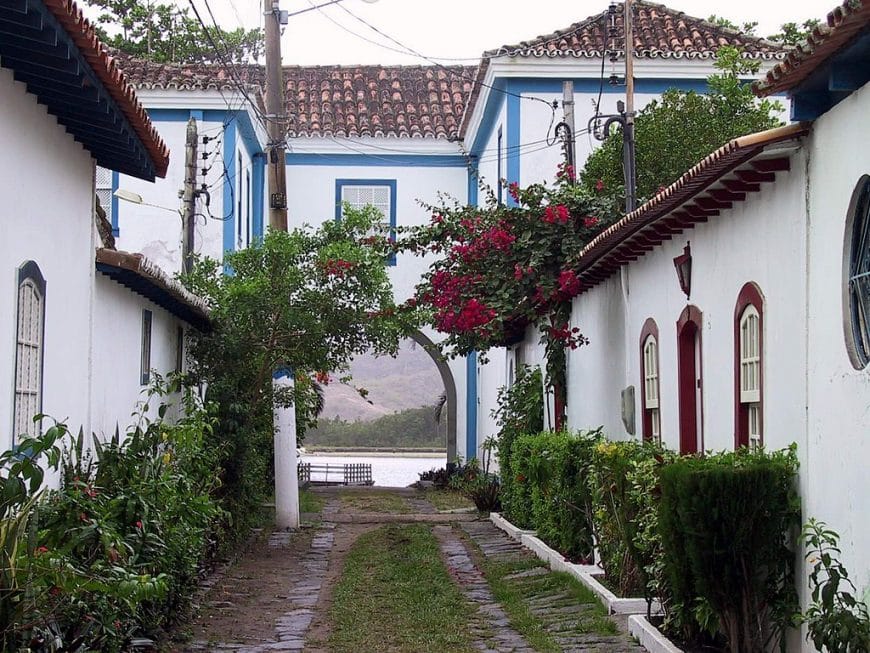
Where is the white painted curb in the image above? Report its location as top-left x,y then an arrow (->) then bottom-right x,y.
628,615 -> 684,653
489,512 -> 661,616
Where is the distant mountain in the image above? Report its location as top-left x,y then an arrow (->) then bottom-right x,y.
320,339 -> 444,422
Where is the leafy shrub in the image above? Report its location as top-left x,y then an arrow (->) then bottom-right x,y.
800,519 -> 870,653
658,446 -> 800,652
589,439 -> 664,599
492,366 -> 543,527
512,430 -> 600,562
450,441 -> 501,512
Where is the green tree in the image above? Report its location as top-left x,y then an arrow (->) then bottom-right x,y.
86,0 -> 263,64
768,19 -> 822,46
183,209 -> 413,520
579,46 -> 783,208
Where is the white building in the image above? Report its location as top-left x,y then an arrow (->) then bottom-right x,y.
567,0 -> 870,636
0,0 -> 207,454
110,1 -> 787,464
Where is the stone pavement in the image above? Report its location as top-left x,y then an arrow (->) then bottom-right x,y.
180,489 -> 647,652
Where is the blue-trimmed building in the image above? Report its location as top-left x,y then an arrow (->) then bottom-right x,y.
111,1 -> 787,465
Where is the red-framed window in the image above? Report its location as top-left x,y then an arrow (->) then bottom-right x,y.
639,318 -> 661,443
734,283 -> 764,449
677,305 -> 703,454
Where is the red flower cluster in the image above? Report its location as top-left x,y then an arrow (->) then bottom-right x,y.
315,371 -> 331,385
583,216 -> 600,228
508,182 -> 520,202
595,179 -> 605,192
557,269 -> 582,298
435,298 -> 497,334
548,324 -> 586,350
513,264 -> 535,280
543,204 -> 570,225
557,162 -> 576,182
323,258 -> 354,277
449,222 -> 516,263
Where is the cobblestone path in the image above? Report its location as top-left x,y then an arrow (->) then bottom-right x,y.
179,489 -> 647,652
460,521 -> 646,653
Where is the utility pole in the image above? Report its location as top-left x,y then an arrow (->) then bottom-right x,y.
264,0 -> 288,232
264,0 -> 298,531
561,81 -> 576,179
624,0 -> 637,211
182,117 -> 197,274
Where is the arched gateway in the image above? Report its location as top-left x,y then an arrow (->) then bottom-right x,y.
407,330 -> 457,466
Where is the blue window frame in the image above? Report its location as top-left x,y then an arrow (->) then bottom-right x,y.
335,179 -> 397,266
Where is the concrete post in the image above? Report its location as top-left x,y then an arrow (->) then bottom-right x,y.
273,369 -> 299,529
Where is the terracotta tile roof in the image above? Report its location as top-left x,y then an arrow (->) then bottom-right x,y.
96,248 -> 211,330
41,0 -> 170,178
283,65 -> 475,139
577,122 -> 810,288
488,0 -> 787,60
111,51 -> 265,92
754,0 -> 870,97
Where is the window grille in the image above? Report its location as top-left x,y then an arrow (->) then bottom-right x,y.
95,166 -> 113,226
13,270 -> 45,441
739,306 -> 761,403
141,310 -> 152,386
340,185 -> 391,221
642,333 -> 660,443
847,178 -> 870,367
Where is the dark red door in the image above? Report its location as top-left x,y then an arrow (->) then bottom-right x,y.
677,306 -> 703,454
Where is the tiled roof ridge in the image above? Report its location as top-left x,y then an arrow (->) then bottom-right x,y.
108,50 -> 265,91
42,0 -> 169,177
487,0 -> 789,60
754,0 -> 870,96
578,122 -> 811,270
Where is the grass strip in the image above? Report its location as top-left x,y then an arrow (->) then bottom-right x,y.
466,543 -> 616,652
328,524 -> 476,652
299,488 -> 325,513
419,488 -> 475,512
338,490 -> 411,513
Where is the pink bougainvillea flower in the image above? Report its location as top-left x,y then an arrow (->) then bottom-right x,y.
595,179 -> 605,192
583,216 -> 599,228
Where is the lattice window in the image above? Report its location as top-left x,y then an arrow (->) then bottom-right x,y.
740,306 -> 761,403
95,166 -> 114,227
642,333 -> 660,443
340,184 -> 391,221
13,264 -> 45,441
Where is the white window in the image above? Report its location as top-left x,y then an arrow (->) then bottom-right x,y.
95,166 -> 114,231
739,305 -> 761,448
642,333 -> 660,443
13,263 -> 45,441
340,184 -> 391,221
141,310 -> 152,386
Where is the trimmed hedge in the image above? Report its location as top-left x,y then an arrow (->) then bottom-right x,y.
658,447 -> 800,652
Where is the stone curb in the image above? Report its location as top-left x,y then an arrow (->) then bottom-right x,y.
628,615 -> 684,653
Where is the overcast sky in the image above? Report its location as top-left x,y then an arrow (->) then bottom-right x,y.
195,0 -> 837,66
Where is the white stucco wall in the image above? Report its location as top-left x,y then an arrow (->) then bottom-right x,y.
90,275 -> 188,438
804,81 -> 870,609
0,68 -> 96,453
568,149 -> 809,455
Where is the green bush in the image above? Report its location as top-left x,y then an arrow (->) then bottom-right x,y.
511,430 -> 600,562
589,439 -> 668,600
658,446 -> 800,652
2,379 -> 227,652
492,366 -> 543,527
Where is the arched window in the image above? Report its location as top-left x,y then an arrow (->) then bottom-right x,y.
843,176 -> 870,369
639,318 -> 660,443
13,261 -> 46,442
734,283 -> 764,449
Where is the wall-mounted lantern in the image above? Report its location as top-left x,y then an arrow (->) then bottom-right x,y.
673,242 -> 692,298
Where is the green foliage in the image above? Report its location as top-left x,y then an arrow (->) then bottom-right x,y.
492,367 -> 544,527
1,380 -> 222,651
657,446 -> 801,652
800,519 -> 870,652
85,0 -> 263,63
580,46 -> 782,210
589,439 -> 667,600
184,216 -> 411,538
449,439 -> 500,512
514,430 -> 601,562
306,405 -> 445,449
769,19 -> 821,46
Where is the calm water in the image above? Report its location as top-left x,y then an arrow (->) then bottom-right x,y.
300,453 -> 447,487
